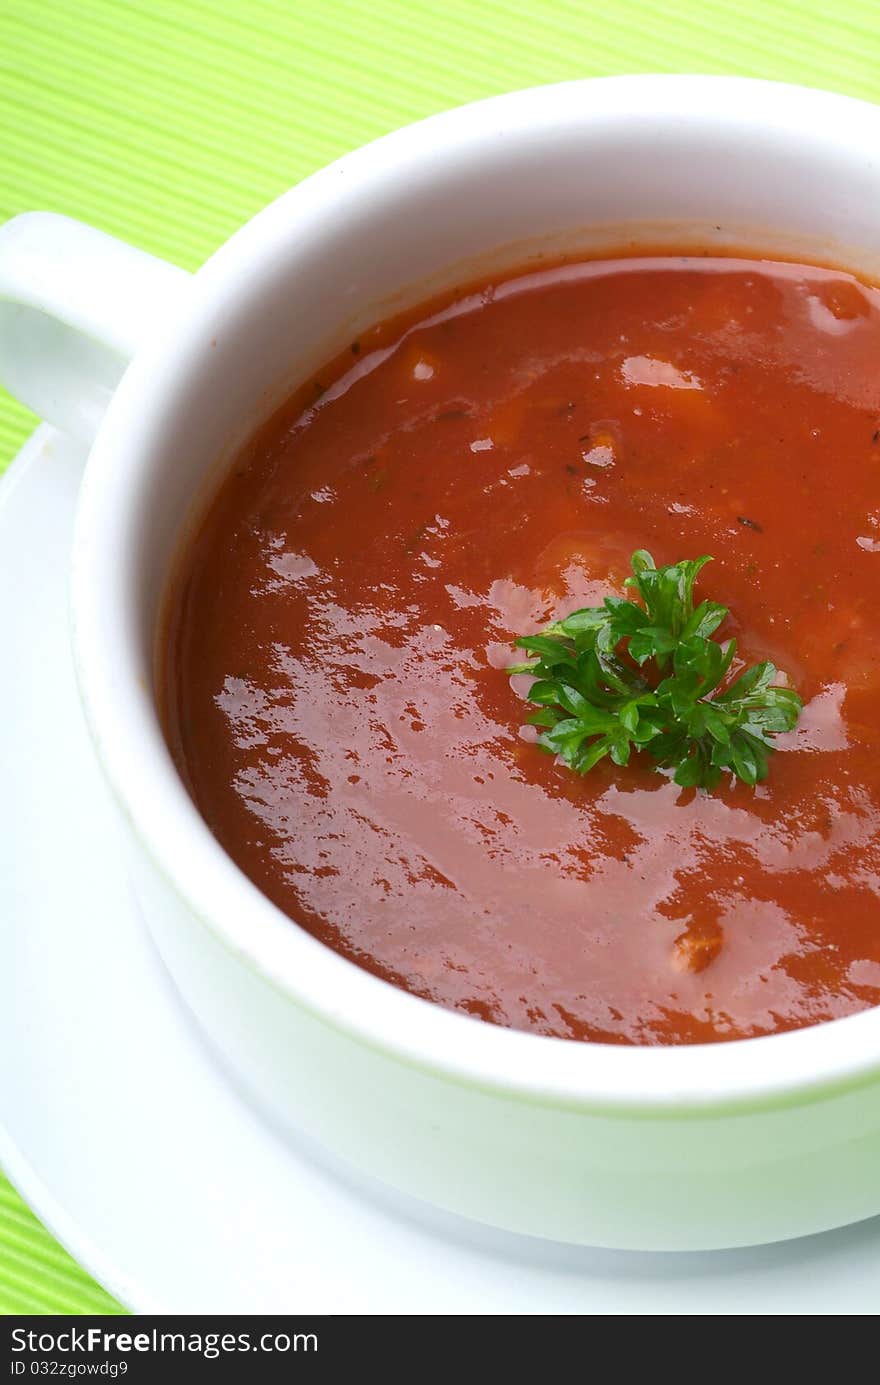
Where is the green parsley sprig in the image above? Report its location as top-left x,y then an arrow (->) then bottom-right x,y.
509,550 -> 802,790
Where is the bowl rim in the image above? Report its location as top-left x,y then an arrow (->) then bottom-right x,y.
71,72 -> 880,1116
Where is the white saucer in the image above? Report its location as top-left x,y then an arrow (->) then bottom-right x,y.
4,425 -> 880,1314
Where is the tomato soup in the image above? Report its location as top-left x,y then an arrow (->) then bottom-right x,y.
162,254 -> 880,1045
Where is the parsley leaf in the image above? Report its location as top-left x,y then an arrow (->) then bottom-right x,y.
509,551 -> 802,790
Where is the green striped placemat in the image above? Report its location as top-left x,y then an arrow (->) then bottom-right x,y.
3,0 -> 880,1316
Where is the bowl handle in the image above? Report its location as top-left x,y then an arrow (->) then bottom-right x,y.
0,212 -> 189,445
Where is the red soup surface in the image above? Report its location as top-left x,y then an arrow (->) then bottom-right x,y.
163,253 -> 880,1045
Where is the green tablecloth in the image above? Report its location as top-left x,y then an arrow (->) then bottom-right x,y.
3,0 -> 880,1316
